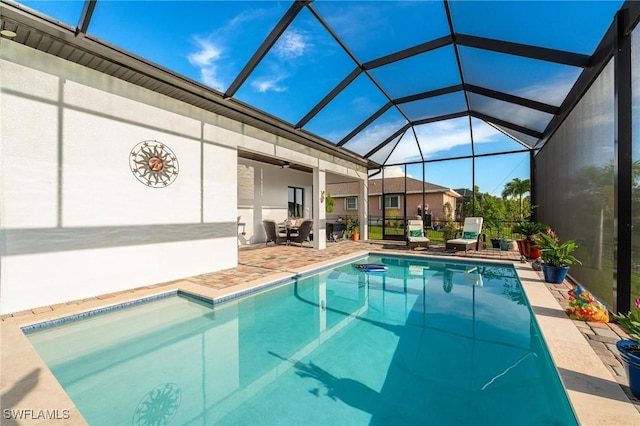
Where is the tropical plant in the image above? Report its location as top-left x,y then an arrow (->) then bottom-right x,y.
325,192 -> 334,213
346,215 -> 359,236
613,298 -> 640,345
482,197 -> 506,239
502,178 -> 530,220
442,202 -> 457,241
386,209 -> 402,230
533,231 -> 582,267
512,221 -> 546,241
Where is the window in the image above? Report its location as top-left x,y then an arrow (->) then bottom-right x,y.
384,195 -> 401,209
288,186 -> 304,217
345,196 -> 357,210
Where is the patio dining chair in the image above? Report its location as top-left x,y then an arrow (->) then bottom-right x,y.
263,219 -> 287,246
289,219 -> 313,247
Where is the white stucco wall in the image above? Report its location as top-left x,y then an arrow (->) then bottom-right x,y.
0,41 -> 238,313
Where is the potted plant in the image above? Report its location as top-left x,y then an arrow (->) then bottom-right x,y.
512,221 -> 547,259
613,299 -> 640,398
347,215 -> 360,241
532,229 -> 582,284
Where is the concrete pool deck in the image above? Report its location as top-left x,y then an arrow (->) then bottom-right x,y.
1,240 -> 639,425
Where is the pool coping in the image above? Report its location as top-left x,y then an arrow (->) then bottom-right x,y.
2,250 -> 639,425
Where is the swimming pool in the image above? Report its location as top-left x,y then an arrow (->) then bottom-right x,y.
25,254 -> 576,425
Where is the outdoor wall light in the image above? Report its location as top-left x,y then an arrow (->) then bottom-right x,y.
1,29 -> 17,38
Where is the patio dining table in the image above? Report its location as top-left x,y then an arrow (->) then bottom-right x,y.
278,223 -> 299,245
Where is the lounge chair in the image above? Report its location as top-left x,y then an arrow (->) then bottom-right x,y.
446,217 -> 485,251
263,219 -> 287,246
406,219 -> 430,250
289,219 -> 313,247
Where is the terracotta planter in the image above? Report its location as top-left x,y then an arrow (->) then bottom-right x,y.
351,233 -> 359,241
517,239 -> 541,259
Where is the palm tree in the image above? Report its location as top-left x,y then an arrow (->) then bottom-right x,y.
502,178 -> 530,220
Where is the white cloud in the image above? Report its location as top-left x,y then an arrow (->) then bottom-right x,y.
369,165 -> 413,179
470,118 -> 503,143
415,118 -> 473,158
346,119 -> 406,155
274,29 -> 310,60
515,69 -> 580,106
412,117 -> 509,159
200,68 -> 225,92
188,37 -> 225,91
186,7 -> 275,92
251,76 -> 287,93
349,116 -> 507,164
188,38 -> 221,67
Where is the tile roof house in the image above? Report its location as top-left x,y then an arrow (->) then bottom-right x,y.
327,177 -> 460,223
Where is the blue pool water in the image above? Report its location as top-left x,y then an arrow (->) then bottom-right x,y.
26,255 -> 576,425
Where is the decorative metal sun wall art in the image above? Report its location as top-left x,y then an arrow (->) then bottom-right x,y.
130,140 -> 179,187
132,382 -> 181,426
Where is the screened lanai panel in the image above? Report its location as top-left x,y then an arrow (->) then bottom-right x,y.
399,92 -> 467,122
470,118 -> 527,156
468,93 -> 553,134
88,1 -> 289,92
415,117 -> 473,161
18,0 -> 82,26
449,1 -> 623,55
235,7 -> 356,125
385,133 -> 423,165
458,47 -> 582,107
489,123 -> 539,149
475,153 -> 530,198
312,0 -> 450,63
536,60 -> 614,307
368,46 -> 461,99
303,73 -> 389,143
342,108 -> 407,156
424,159 -> 472,220
369,133 -> 404,165
631,26 -> 640,305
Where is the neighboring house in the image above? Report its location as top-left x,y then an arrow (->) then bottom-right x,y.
327,177 -> 460,223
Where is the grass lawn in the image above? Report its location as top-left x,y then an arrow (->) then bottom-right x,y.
368,225 -> 446,242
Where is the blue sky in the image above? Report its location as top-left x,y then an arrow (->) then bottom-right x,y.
19,0 -> 624,195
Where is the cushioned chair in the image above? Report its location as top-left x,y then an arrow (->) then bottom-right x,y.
406,219 -> 430,250
327,222 -> 346,241
289,219 -> 313,247
446,217 -> 485,251
263,219 -> 287,246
